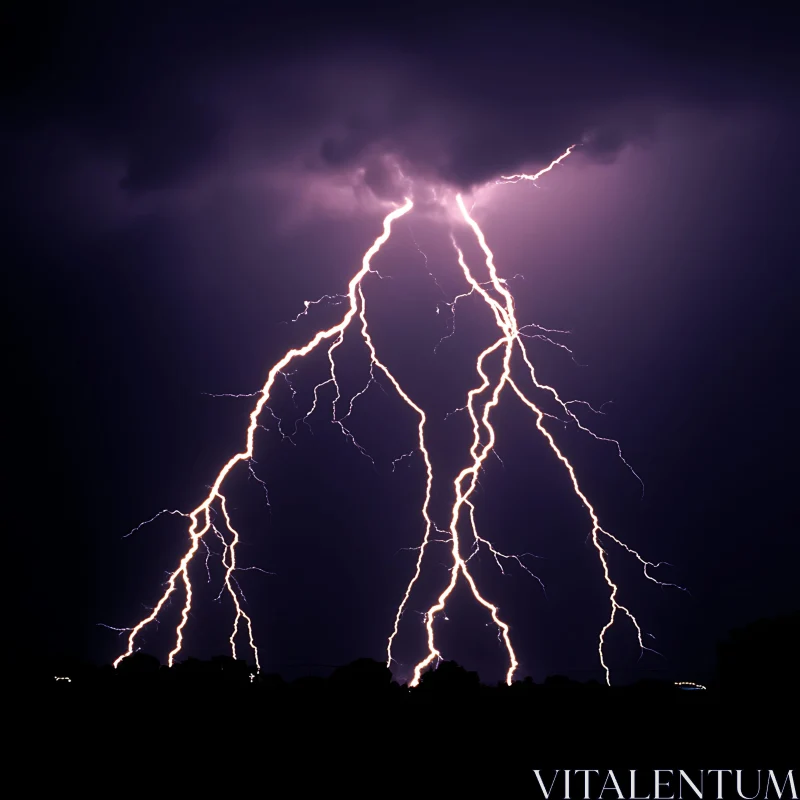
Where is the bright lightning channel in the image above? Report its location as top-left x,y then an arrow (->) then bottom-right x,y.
113,200 -> 415,669
497,144 -> 579,184
407,189 -> 683,686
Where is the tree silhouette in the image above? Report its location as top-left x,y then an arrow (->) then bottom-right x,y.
330,658 -> 392,691
417,660 -> 480,692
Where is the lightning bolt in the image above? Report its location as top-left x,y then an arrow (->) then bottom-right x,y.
114,144 -> 685,688
113,199 -> 414,669
405,180 -> 682,687
496,144 -> 579,184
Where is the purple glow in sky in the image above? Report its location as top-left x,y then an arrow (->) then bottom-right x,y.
5,4 -> 797,685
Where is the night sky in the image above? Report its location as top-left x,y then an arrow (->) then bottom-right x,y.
6,3 -> 798,686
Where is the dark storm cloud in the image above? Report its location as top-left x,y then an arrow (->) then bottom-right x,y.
5,4 -> 797,211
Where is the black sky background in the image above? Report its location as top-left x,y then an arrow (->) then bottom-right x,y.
5,2 -> 799,685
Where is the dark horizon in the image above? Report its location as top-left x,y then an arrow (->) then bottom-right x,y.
28,610 -> 800,694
